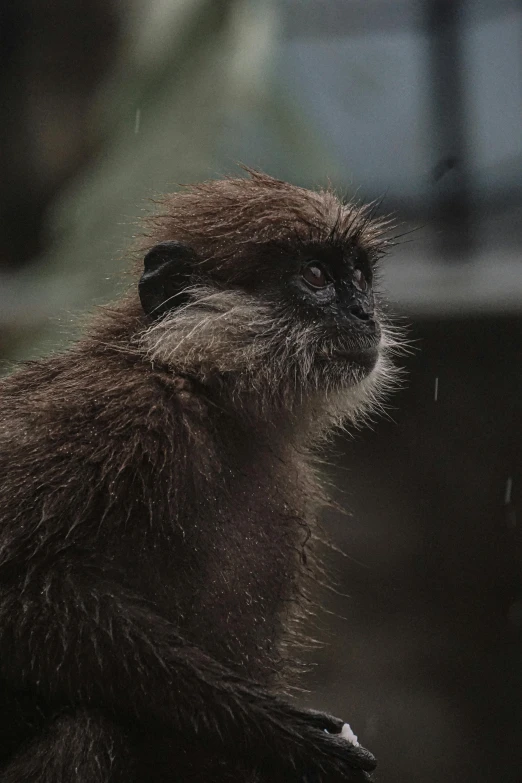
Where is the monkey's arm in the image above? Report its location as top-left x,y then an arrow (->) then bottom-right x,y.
0,566 -> 374,781
0,357 -> 375,780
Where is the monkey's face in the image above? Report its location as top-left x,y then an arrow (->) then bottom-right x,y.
138,239 -> 393,419
245,240 -> 381,382
138,173 -> 400,424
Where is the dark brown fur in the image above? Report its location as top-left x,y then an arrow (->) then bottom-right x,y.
0,172 -> 400,782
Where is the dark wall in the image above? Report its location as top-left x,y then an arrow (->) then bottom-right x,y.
307,315 -> 522,783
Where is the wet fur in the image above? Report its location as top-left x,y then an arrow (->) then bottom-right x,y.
0,171 -> 402,782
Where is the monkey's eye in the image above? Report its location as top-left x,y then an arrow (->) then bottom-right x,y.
353,267 -> 369,293
301,262 -> 331,289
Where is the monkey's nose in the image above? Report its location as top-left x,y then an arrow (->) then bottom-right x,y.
346,302 -> 371,321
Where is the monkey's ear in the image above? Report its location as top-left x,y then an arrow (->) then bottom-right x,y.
139,241 -> 197,319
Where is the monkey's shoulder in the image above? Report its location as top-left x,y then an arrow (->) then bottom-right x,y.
0,350 -> 223,565
0,349 -> 216,507
1,348 -> 207,434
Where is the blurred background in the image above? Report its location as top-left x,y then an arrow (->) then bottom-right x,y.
1,0 -> 521,780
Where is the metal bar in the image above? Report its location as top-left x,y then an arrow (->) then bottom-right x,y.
426,0 -> 473,261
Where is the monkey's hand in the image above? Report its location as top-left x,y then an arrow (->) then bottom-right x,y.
254,702 -> 376,782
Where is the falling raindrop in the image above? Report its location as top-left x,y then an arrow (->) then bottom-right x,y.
134,108 -> 141,135
434,377 -> 439,402
504,477 -> 516,527
504,477 -> 512,505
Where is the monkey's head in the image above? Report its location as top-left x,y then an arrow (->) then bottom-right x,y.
136,170 -> 403,431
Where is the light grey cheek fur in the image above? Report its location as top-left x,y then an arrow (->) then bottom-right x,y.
138,287 -> 276,377
138,286 -> 402,436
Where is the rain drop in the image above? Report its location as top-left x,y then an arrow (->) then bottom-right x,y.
504,477 -> 512,505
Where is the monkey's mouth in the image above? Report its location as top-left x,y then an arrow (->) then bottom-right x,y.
318,327 -> 380,370
313,342 -> 379,382
329,345 -> 379,371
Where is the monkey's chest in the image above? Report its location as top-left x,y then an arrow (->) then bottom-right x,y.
180,482 -> 305,679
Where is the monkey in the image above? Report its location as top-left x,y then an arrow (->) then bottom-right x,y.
0,169 -> 401,782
